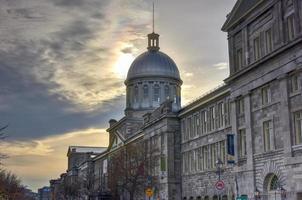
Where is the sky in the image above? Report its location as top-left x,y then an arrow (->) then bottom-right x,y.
0,0 -> 236,192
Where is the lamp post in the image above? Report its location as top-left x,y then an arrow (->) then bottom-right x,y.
255,188 -> 261,200
216,158 -> 223,181
216,158 -> 224,200
280,187 -> 286,200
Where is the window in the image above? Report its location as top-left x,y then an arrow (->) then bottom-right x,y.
209,106 -> 215,131
236,48 -> 243,70
294,111 -> 302,145
217,102 -> 224,128
265,29 -> 273,54
153,84 -> 160,102
195,113 -> 201,135
224,100 -> 231,126
238,129 -> 247,158
197,147 -> 202,171
261,86 -> 271,105
160,155 -> 166,171
219,140 -> 226,164
237,97 -> 245,115
201,111 -> 207,134
181,119 -> 186,141
134,86 -> 139,103
210,143 -> 218,169
164,85 -> 170,100
269,175 -> 279,191
202,146 -> 208,170
263,120 -> 274,152
289,74 -> 299,93
187,117 -> 192,139
287,15 -> 295,41
143,85 -> 149,99
254,37 -> 261,61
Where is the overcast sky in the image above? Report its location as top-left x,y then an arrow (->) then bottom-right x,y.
0,0 -> 236,191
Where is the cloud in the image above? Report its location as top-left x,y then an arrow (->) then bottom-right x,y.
213,62 -> 229,70
1,128 -> 109,191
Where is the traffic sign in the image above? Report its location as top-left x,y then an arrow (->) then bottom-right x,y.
145,188 -> 153,197
215,180 -> 225,190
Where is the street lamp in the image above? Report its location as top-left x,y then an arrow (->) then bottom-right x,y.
255,188 -> 261,200
216,158 -> 223,180
215,158 -> 224,200
280,187 -> 286,200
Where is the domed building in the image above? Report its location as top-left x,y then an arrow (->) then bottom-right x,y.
125,32 -> 182,117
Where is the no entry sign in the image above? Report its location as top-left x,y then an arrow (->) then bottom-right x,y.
215,180 -> 225,190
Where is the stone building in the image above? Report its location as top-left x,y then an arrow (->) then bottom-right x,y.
50,0 -> 302,199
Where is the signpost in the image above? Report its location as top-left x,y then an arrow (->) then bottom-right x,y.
215,180 -> 225,191
146,188 -> 153,199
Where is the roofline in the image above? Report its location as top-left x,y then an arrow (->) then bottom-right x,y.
125,75 -> 183,85
221,0 -> 264,32
179,84 -> 230,117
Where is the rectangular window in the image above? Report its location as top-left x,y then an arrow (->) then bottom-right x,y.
261,86 -> 271,105
209,106 -> 215,131
294,111 -> 302,145
289,74 -> 299,93
181,119 -> 186,141
201,111 -> 207,134
187,117 -> 192,139
210,143 -> 218,169
195,113 -> 201,135
224,100 -> 231,126
219,140 -> 226,164
202,146 -> 208,170
192,115 -> 196,138
263,120 -> 274,152
236,48 -> 243,70
265,29 -> 273,54
254,37 -> 261,61
238,129 -> 247,158
217,102 -> 224,128
237,97 -> 245,115
160,155 -> 166,171
287,15 -> 295,41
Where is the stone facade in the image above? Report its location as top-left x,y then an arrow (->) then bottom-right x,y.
50,1 -> 302,200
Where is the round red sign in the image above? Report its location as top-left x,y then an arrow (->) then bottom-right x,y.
215,180 -> 225,190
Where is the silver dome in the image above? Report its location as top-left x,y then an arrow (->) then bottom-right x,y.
126,51 -> 181,83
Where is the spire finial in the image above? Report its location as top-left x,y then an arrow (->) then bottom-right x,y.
152,2 -> 154,33
147,2 -> 159,52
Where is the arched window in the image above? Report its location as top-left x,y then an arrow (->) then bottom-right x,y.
204,196 -> 209,200
269,174 -> 279,191
143,85 -> 149,99
222,195 -> 228,200
154,84 -> 160,102
164,85 -> 170,100
134,86 -> 139,103
213,195 -> 218,200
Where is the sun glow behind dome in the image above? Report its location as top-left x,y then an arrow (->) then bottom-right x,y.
114,53 -> 135,78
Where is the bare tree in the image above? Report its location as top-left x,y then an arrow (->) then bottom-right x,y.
108,140 -> 159,200
0,125 -> 8,165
